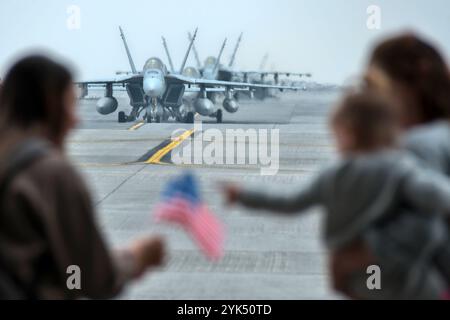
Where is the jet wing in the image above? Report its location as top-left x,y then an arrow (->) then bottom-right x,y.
235,71 -> 312,78
166,74 -> 300,91
185,87 -> 250,93
115,71 -> 143,76
75,74 -> 143,86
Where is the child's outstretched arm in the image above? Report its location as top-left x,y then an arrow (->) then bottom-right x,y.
223,175 -> 323,214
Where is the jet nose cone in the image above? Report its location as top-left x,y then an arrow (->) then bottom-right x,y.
143,77 -> 165,97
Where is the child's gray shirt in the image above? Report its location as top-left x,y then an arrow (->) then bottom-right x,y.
237,150 -> 450,250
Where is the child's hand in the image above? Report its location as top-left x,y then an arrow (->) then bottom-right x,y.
221,182 -> 241,205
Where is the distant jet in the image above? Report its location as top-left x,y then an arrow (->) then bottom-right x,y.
77,27 -> 300,124
188,32 -> 239,82
187,33 -> 312,100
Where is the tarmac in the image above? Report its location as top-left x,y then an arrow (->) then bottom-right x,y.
67,89 -> 343,299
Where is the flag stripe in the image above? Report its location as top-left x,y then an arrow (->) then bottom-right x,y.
153,173 -> 224,260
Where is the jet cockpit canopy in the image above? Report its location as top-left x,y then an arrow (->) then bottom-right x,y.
182,67 -> 201,79
204,56 -> 217,67
143,57 -> 167,73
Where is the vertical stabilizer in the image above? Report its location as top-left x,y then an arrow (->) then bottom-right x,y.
228,32 -> 243,68
162,36 -> 175,73
259,53 -> 269,71
212,38 -> 227,75
180,28 -> 198,74
119,26 -> 137,74
188,31 -> 202,69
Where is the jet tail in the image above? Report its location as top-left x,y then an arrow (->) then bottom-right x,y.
259,53 -> 269,71
119,26 -> 137,74
179,28 -> 198,74
212,38 -> 227,75
188,31 -> 202,69
228,32 -> 242,68
162,36 -> 175,73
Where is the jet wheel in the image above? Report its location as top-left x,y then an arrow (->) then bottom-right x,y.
216,109 -> 223,124
186,112 -> 195,124
118,111 -> 127,123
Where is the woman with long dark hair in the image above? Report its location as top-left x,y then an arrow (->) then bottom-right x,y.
366,33 -> 450,129
333,33 -> 450,299
0,55 -> 165,299
366,34 -> 450,174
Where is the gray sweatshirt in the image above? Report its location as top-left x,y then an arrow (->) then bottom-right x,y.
0,138 -> 135,299
237,150 -> 450,250
403,120 -> 450,175
402,121 -> 450,288
237,150 -> 450,299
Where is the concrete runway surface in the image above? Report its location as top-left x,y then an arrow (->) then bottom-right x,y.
67,90 -> 344,299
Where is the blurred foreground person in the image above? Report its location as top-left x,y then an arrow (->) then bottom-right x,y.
332,33 -> 450,299
0,55 -> 165,299
366,33 -> 450,173
224,92 -> 450,299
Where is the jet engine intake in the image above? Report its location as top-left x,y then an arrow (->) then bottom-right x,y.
194,98 -> 215,116
96,97 -> 118,115
223,98 -> 239,113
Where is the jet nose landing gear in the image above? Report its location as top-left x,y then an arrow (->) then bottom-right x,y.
144,97 -> 164,123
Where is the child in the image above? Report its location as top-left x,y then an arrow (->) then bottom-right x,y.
224,91 -> 450,299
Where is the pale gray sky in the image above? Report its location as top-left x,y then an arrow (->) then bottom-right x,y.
1,0 -> 449,84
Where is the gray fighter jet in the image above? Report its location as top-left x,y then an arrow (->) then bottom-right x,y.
188,33 -> 312,100
188,32 -> 238,82
77,27 -> 301,124
184,33 -> 243,107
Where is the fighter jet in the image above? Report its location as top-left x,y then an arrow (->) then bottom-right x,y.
188,32 -> 238,82
232,53 -> 312,100
184,33 -> 243,106
188,33 -> 312,100
161,35 -> 218,118
77,27 -> 301,124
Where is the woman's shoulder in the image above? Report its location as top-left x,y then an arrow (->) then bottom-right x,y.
402,121 -> 450,174
11,146 -> 87,194
2,143 -> 93,217
27,149 -> 82,181
404,120 -> 450,146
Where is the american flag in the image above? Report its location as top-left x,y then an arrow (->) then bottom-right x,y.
153,172 -> 225,260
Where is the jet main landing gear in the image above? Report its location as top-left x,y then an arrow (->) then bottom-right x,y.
216,109 -> 223,123
185,112 -> 195,124
118,106 -> 141,123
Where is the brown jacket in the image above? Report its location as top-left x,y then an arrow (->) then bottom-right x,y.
0,140 -> 125,299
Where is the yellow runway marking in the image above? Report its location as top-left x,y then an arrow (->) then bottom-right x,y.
145,129 -> 195,164
128,120 -> 145,131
